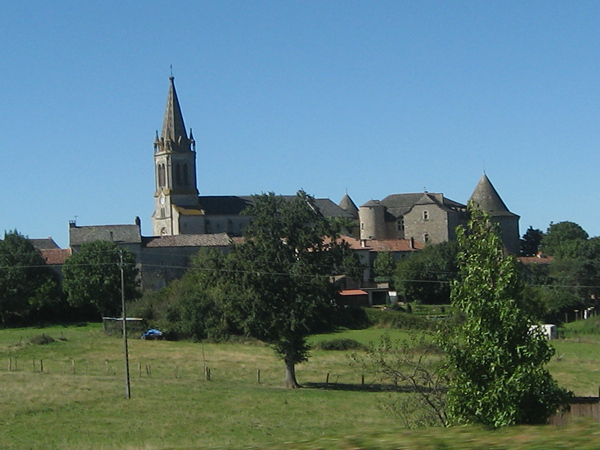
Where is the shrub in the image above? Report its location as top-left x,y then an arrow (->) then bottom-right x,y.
365,308 -> 434,330
29,334 -> 55,345
316,338 -> 365,351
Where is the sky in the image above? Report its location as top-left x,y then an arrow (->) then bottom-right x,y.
1,1 -> 599,248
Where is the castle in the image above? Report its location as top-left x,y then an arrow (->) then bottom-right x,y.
68,76 -> 520,290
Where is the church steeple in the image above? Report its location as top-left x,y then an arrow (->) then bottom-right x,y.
157,76 -> 191,154
153,75 -> 200,236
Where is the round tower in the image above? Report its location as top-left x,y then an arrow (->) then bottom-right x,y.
359,200 -> 385,240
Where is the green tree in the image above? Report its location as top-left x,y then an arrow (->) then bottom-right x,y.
62,241 -> 139,317
394,241 -> 459,304
541,221 -> 588,256
0,231 -> 59,325
227,191 -> 348,388
442,203 -> 569,427
520,226 -> 544,257
373,251 -> 396,284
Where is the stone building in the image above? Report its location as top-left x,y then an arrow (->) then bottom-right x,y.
355,174 -> 520,253
69,219 -> 231,291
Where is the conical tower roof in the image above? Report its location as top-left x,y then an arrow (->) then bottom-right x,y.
160,76 -> 189,152
339,193 -> 358,218
469,174 -> 517,217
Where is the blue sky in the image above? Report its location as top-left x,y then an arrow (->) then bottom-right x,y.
1,1 -> 599,248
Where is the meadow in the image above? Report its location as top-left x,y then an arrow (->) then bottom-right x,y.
1,322 -> 600,449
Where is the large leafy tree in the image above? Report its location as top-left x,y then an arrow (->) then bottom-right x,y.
227,191 -> 348,388
394,241 -> 459,304
62,241 -> 139,317
0,231 -> 59,326
541,221 -> 588,256
442,203 -> 569,427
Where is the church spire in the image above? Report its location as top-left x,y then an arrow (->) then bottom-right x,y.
159,76 -> 190,153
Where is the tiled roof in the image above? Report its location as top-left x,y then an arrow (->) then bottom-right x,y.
144,233 -> 231,248
70,224 -> 142,246
337,235 -> 424,252
518,255 -> 553,265
30,238 -> 60,250
41,248 -> 71,265
173,205 -> 204,216
340,289 -> 368,296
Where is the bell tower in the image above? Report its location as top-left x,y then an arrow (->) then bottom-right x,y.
152,76 -> 199,236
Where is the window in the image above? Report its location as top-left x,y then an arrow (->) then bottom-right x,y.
397,218 -> 404,231
423,233 -> 430,243
423,210 -> 429,221
158,164 -> 166,187
361,222 -> 365,230
183,164 -> 189,185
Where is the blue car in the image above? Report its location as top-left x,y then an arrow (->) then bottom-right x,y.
141,329 -> 164,340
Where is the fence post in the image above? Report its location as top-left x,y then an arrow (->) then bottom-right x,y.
257,369 -> 261,384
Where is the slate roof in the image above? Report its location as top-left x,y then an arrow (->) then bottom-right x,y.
469,174 -> 518,218
379,193 -> 466,219
30,238 -> 60,250
339,194 -> 359,218
160,76 -> 189,152
143,233 -> 231,248
197,195 -> 354,219
198,196 -> 253,215
69,224 -> 142,246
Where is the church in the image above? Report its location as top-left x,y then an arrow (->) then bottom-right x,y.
151,76 -> 354,237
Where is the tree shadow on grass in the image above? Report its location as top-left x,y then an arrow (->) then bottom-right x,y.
303,382 -> 430,393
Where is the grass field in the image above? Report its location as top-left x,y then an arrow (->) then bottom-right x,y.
1,323 -> 600,449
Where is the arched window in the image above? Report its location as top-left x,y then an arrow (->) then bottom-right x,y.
158,164 -> 166,187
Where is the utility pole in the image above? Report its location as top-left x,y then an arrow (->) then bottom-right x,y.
120,249 -> 131,399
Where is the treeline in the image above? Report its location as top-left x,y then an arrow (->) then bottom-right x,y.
0,231 -> 138,327
380,221 -> 600,324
